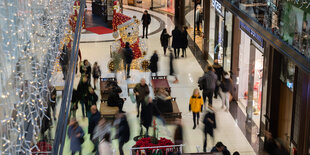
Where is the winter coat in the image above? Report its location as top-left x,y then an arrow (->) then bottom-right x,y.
181,31 -> 188,49
118,116 -> 130,144
68,125 -> 84,152
123,47 -> 133,64
107,91 -> 123,107
134,83 -> 150,102
98,140 -> 113,155
200,71 -> 218,92
203,111 -> 216,136
85,64 -> 91,78
160,33 -> 171,47
220,78 -> 232,93
212,63 -> 223,81
88,111 -> 101,135
149,53 -> 158,73
189,95 -> 204,113
87,92 -> 98,106
141,13 -> 151,26
172,28 -> 182,48
141,101 -> 160,128
77,79 -> 89,101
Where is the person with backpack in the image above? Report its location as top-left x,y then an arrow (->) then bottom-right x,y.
220,72 -> 233,112
198,66 -> 218,106
68,118 -> 84,155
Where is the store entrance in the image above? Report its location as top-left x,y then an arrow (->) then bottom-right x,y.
238,40 -> 264,128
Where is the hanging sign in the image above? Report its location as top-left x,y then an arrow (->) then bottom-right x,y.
239,21 -> 264,47
212,0 -> 224,17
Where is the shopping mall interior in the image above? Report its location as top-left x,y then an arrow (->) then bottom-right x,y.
0,0 -> 309,155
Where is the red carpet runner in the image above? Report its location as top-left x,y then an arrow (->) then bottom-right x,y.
85,26 -> 113,35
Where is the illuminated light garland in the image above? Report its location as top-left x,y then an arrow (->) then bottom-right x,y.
0,0 -> 76,154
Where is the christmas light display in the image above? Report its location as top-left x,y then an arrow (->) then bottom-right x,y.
0,0 -> 75,154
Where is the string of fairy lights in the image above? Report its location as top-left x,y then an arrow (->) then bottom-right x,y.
0,0 -> 75,154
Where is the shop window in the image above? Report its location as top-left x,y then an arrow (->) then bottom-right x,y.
279,56 -> 295,91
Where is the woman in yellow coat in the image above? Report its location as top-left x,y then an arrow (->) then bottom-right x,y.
189,88 -> 204,129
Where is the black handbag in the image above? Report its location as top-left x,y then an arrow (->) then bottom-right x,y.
79,136 -> 85,144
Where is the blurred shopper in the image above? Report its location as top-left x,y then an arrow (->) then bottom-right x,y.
134,78 -> 150,117
220,72 -> 232,112
174,118 -> 183,145
155,88 -> 173,113
49,86 -> 57,121
77,76 -> 89,118
83,59 -> 91,84
160,28 -> 171,56
141,96 -> 161,136
189,88 -> 204,129
88,105 -> 101,153
107,85 -> 125,113
211,142 -> 231,155
203,106 -> 216,152
181,26 -> 188,57
70,89 -> 79,118
114,113 -> 130,155
60,45 -> 70,80
169,50 -> 179,83
199,66 -> 217,106
98,133 -> 113,155
212,59 -> 224,98
172,26 -> 182,58
92,62 -> 101,90
86,87 -> 98,118
149,50 -> 159,76
141,10 -> 151,38
264,131 -> 290,155
93,118 -> 111,144
123,42 -> 133,79
68,118 -> 84,155
195,5 -> 203,34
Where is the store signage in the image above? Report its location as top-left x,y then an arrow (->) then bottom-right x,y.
212,0 -> 223,16
239,21 -> 264,47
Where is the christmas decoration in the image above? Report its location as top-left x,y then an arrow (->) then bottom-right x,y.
111,1 -> 147,59
0,0 -> 75,154
133,137 -> 174,153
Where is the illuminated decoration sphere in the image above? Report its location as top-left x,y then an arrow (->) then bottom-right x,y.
113,31 -> 119,39
108,60 -> 115,72
141,60 -> 150,71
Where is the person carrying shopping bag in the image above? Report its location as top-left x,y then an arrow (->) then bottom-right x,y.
220,72 -> 233,112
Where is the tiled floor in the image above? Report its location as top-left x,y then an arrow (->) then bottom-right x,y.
53,5 -> 256,155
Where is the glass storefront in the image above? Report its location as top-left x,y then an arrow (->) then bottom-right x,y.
209,1 -> 233,71
238,30 -> 264,127
125,0 -> 175,14
226,0 -> 310,59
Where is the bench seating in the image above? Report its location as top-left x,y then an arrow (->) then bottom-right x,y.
162,97 -> 182,124
100,102 -> 119,118
100,77 -> 117,102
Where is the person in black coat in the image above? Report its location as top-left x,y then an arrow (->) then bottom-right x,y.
212,59 -> 224,98
211,142 -> 231,155
123,42 -> 133,79
172,26 -> 182,58
141,10 -> 151,38
88,105 -> 101,152
107,85 -> 125,113
86,87 -> 98,116
203,106 -> 216,152
77,76 -> 90,117
149,51 -> 159,76
140,96 -> 161,136
115,113 -> 130,155
84,59 -> 92,83
160,28 -> 171,55
181,26 -> 188,57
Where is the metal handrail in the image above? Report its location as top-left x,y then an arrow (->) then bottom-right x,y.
52,0 -> 86,154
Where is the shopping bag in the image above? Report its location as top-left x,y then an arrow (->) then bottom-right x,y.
129,92 -> 136,104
